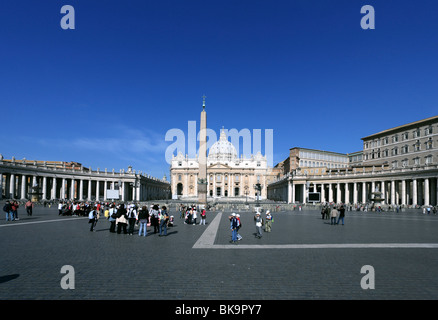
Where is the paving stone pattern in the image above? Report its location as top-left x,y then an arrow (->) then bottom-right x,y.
1,205 -> 438,300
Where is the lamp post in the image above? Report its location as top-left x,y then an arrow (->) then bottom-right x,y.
254,183 -> 262,207
244,188 -> 249,205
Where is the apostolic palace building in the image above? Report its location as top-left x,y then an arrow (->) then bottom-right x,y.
267,115 -> 438,207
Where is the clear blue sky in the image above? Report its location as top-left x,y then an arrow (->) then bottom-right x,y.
1,0 -> 437,179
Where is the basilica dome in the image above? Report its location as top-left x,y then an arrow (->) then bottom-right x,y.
208,129 -> 238,161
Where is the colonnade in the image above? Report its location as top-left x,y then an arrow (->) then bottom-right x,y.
268,166 -> 438,207
288,178 -> 438,206
0,159 -> 171,202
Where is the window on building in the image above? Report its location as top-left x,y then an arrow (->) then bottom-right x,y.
426,138 -> 433,150
402,159 -> 408,167
402,145 -> 409,154
413,157 -> 420,166
414,140 -> 421,151
425,155 -> 433,165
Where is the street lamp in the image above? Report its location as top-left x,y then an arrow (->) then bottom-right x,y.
244,188 -> 249,205
254,183 -> 262,207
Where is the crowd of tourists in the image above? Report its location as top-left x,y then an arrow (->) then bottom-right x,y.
2,199 -> 37,221
178,204 -> 207,225
87,203 -> 177,236
321,204 -> 346,225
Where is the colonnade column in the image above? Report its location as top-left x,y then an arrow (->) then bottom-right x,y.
21,175 -> 27,199
88,180 -> 92,201
381,181 -> 386,204
71,179 -> 75,200
413,179 -> 417,206
120,181 -> 125,202
353,182 -> 358,204
345,183 -> 350,204
52,177 -> 57,199
96,180 -> 100,201
9,174 -> 15,199
301,184 -> 305,204
287,180 -> 292,204
391,180 -> 396,205
136,181 -> 141,201
401,180 -> 406,205
79,179 -> 84,201
362,182 -> 366,203
104,181 -> 108,201
424,178 -> 430,206
291,183 -> 295,204
42,177 -> 47,200
62,178 -> 67,200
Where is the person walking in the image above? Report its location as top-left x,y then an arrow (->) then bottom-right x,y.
127,205 -> 138,235
88,208 -> 98,231
192,207 -> 197,225
321,205 -> 326,219
25,200 -> 34,216
138,205 -> 149,237
108,204 -> 117,233
3,200 -> 13,221
116,204 -> 128,234
330,206 -> 338,225
265,211 -> 273,232
254,212 -> 263,238
11,201 -> 19,220
337,205 -> 345,225
58,202 -> 64,215
150,205 -> 160,234
159,206 -> 169,236
199,208 -> 206,225
236,214 -> 243,241
230,213 -> 239,244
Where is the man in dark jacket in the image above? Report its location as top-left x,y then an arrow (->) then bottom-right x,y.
3,201 -> 13,221
337,205 -> 346,225
138,206 -> 149,237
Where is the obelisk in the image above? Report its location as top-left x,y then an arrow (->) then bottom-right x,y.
198,96 -> 208,206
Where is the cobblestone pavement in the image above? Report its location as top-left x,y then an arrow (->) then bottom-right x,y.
1,205 -> 438,300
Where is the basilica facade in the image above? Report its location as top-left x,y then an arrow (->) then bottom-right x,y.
170,129 -> 273,201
